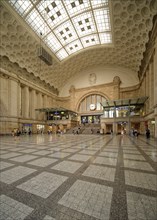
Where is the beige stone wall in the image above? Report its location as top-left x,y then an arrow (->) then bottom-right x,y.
137,18 -> 157,138
0,68 -> 57,134
58,78 -> 121,112
59,66 -> 139,97
120,85 -> 140,100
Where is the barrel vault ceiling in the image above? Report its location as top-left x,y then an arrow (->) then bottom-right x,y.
0,0 -> 157,91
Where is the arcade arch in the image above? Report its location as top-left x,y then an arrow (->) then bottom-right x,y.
77,93 -> 107,124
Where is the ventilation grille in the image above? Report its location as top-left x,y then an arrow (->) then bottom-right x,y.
37,47 -> 52,66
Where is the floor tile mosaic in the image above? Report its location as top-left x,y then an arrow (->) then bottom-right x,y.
0,166 -> 36,184
17,172 -> 68,198
0,134 -> 156,220
58,180 -> 113,220
51,161 -> 83,173
0,195 -> 33,220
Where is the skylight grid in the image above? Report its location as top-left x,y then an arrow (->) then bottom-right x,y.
65,40 -> 83,55
94,9 -> 111,32
37,0 -> 68,29
64,0 -> 90,17
8,0 -> 33,16
81,34 -> 100,47
26,9 -> 50,36
44,33 -> 62,52
54,21 -> 78,46
91,0 -> 108,8
72,12 -> 96,37
99,33 -> 112,44
7,0 -> 113,61
56,48 -> 69,60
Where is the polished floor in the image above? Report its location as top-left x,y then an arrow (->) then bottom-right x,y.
0,134 -> 157,220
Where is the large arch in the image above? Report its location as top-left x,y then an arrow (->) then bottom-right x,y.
76,91 -> 109,113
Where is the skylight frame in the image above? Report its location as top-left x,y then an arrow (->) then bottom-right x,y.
7,0 -> 113,61
8,0 -> 34,16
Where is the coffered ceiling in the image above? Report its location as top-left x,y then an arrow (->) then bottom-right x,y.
0,0 -> 157,91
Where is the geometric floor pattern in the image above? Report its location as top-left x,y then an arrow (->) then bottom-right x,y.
0,134 -> 157,220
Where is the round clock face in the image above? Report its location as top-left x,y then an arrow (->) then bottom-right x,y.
90,104 -> 96,110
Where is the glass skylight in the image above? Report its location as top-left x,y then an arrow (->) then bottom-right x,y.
8,0 -> 112,61
64,0 -> 91,17
81,34 -> 100,47
26,8 -> 50,36
9,0 -> 34,16
54,21 -> 78,46
44,33 -> 62,52
72,12 -> 96,37
56,48 -> 68,60
65,39 -> 83,55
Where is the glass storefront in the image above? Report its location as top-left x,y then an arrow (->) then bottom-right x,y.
103,106 -> 142,118
81,115 -> 100,124
47,111 -> 69,120
22,124 -> 32,134
37,124 -> 45,134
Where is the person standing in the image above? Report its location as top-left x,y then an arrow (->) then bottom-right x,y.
146,128 -> 150,139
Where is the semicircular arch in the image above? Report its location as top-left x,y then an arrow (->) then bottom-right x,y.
76,91 -> 109,113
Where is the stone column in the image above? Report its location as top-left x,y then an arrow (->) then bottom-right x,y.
113,107 -> 116,134
18,84 -> 22,117
153,39 -> 157,138
69,85 -> 76,110
146,69 -> 149,113
8,77 -> 19,118
30,89 -> 36,119
43,95 -> 47,107
149,61 -> 154,111
101,122 -> 106,134
148,65 -> 151,111
23,86 -> 29,118
43,95 -> 47,120
140,121 -> 146,135
0,75 -> 9,134
113,122 -> 116,134
37,92 -> 42,120
113,76 -> 121,99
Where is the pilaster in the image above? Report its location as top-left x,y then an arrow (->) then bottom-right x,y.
154,39 -> 157,138
23,86 -> 29,118
30,89 -> 36,119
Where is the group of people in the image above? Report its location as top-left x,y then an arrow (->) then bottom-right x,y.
12,129 -> 21,140
73,127 -> 81,134
131,127 -> 150,139
12,128 -> 32,139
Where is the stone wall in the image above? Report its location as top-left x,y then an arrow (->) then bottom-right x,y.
0,64 -> 58,134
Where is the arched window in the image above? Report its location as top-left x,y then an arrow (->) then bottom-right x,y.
78,94 -> 106,112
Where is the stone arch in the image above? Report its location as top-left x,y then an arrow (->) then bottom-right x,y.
76,91 -> 109,112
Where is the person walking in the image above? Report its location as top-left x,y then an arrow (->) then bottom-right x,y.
146,128 -> 150,139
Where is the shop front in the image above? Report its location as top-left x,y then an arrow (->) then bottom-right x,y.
22,124 -> 32,134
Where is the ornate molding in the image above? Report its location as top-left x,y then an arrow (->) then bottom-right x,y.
0,55 -> 59,95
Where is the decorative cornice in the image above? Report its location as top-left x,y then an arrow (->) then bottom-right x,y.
0,67 -> 57,98
120,83 -> 140,92
0,55 -> 59,95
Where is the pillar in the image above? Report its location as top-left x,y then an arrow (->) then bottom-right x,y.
154,39 -> 157,138
23,86 -> 29,118
30,89 -> 36,119
43,95 -> 47,120
37,92 -> 42,120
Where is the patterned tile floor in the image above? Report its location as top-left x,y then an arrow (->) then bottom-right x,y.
0,134 -> 157,220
